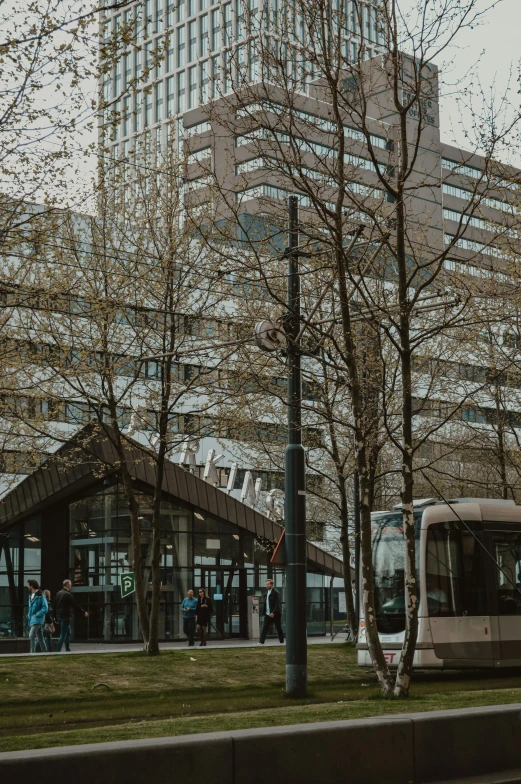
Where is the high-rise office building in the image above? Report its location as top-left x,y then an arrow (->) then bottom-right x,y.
100,0 -> 384,156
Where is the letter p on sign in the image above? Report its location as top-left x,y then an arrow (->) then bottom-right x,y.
120,572 -> 136,598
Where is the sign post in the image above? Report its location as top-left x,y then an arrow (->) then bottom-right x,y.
120,572 -> 136,598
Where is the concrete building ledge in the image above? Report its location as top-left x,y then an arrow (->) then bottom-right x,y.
1,703 -> 521,783
432,772 -> 521,784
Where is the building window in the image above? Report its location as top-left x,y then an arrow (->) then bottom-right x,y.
122,96 -> 130,137
462,407 -> 487,424
155,81 -> 163,122
224,3 -> 232,45
166,35 -> 174,72
211,8 -> 220,50
156,0 -> 164,32
134,94 -> 143,132
211,55 -> 220,98
124,53 -> 132,89
177,0 -> 185,21
115,60 -> 122,96
223,49 -> 232,93
177,71 -> 185,112
188,0 -> 196,16
166,75 -> 175,116
166,0 -> 175,27
177,26 -> 185,67
365,5 -> 372,41
145,41 -> 153,80
200,14 -> 208,56
188,65 -> 197,108
188,20 -> 197,61
201,59 -> 209,103
145,0 -> 153,35
236,3 -> 245,39
144,91 -> 152,126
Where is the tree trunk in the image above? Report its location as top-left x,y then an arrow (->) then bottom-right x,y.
333,235 -> 393,693
147,449 -> 164,656
339,485 -> 357,641
359,470 -> 394,693
120,467 -> 150,648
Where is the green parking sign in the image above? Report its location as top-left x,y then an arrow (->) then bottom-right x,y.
120,572 -> 135,598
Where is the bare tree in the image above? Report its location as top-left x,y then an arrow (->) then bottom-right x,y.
185,0 -> 521,695
6,137 -> 229,653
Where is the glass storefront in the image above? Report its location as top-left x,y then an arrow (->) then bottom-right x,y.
0,515 -> 42,637
0,482 -> 335,643
67,485 -> 329,642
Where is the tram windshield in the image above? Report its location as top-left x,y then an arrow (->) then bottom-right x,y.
371,511 -> 422,634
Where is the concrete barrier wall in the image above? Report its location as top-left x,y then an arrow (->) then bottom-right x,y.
1,703 -> 521,784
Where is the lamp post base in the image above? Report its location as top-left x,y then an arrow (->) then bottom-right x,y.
286,664 -> 307,698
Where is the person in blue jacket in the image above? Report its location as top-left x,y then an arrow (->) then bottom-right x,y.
27,579 -> 48,653
181,589 -> 198,647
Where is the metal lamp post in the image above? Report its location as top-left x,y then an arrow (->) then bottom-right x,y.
285,195 -> 307,697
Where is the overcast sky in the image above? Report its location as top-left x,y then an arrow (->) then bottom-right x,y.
431,0 -> 520,160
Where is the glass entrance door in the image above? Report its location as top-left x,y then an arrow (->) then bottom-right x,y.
198,568 -> 245,638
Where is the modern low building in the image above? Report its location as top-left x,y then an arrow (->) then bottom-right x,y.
0,425 -> 343,643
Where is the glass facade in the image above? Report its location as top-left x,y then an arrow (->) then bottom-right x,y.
67,485 -> 329,642
0,481 -> 334,643
101,0 -> 383,156
0,516 -> 42,638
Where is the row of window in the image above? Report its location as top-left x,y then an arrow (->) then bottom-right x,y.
412,356 -> 521,390
104,30 -> 384,138
104,0 -> 382,76
233,156 -> 386,199
235,129 -> 383,174
443,209 -> 518,239
236,102 -> 389,149
442,183 -> 511,214
442,158 -> 519,192
443,258 -> 515,286
445,234 -> 509,261
412,397 -> 521,429
0,291 -> 236,338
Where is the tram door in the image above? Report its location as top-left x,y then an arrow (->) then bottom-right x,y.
426,524 -> 493,662
490,531 -> 521,661
199,568 -> 245,638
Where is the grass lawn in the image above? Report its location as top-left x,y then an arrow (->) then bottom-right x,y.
2,644 -> 521,753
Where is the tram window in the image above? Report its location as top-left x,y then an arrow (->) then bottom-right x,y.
372,512 -> 422,634
426,525 -> 487,617
492,532 -> 521,615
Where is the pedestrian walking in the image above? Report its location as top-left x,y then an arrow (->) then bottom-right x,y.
54,579 -> 88,653
181,589 -> 198,647
27,579 -> 48,653
196,589 -> 213,646
259,578 -> 284,644
42,589 -> 56,652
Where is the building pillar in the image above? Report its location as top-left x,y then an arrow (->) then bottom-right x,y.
41,504 -> 69,597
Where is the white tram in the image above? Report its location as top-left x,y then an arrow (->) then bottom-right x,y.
357,498 -> 521,668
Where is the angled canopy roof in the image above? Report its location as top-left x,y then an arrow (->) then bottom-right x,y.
0,423 -> 343,577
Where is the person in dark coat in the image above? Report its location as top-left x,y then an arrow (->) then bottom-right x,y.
259,578 -> 284,644
54,579 -> 88,653
196,588 -> 214,647
41,589 -> 55,652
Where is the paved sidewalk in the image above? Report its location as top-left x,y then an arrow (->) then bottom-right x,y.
0,632 -> 350,657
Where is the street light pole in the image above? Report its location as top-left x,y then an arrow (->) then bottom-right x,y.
285,195 -> 307,697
